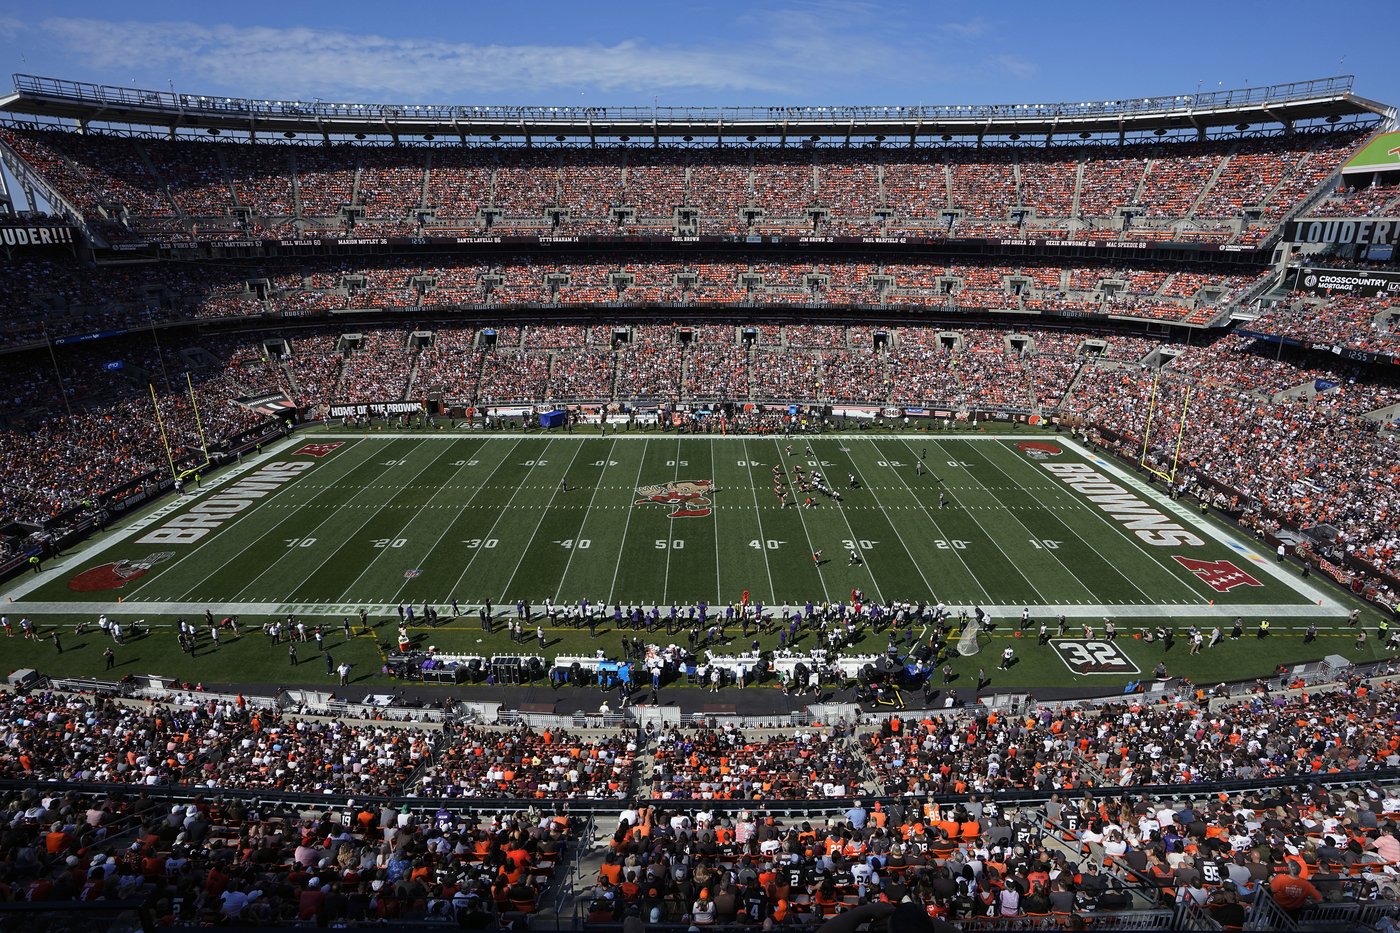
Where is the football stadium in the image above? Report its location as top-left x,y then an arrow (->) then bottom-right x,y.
0,21 -> 1398,932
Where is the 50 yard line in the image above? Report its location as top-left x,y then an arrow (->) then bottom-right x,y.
660,436 -> 683,604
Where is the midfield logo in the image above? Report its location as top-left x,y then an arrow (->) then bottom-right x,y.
634,480 -> 715,518
1052,639 -> 1140,675
1016,441 -> 1062,460
1172,556 -> 1263,593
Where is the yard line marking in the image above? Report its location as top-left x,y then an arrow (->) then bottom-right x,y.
443,438 -> 559,604
886,437 -> 1051,603
553,438 -> 619,604
161,438 -> 399,604
496,439 -> 588,602
973,439 -> 1165,604
740,439 -> 779,604
382,437 -> 521,606
790,440 -> 885,603
767,440 -> 832,604
275,439 -> 462,604
607,438 -> 652,605
906,436 -> 1094,602
661,437 -> 684,605
987,438 -> 1204,603
838,440 -> 968,603
710,438 -> 723,605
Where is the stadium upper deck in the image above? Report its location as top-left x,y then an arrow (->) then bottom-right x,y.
0,75 -> 1390,252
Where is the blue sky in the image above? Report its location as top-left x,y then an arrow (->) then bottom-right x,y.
0,0 -> 1393,109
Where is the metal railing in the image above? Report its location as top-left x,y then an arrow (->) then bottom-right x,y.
10,74 -> 1358,127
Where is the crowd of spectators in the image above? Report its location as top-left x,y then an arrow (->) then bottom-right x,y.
419,726 -> 636,799
1250,294 -> 1398,356
649,726 -> 868,800
0,127 -> 1367,243
0,780 -> 580,925
0,251 -> 1300,349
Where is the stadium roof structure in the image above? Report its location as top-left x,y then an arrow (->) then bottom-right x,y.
0,73 -> 1391,144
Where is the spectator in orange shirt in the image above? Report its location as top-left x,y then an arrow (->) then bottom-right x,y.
1270,863 -> 1321,917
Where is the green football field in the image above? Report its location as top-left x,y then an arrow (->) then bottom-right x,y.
2,428 -> 1386,690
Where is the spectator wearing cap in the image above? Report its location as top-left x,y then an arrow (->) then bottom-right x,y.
1270,862 -> 1322,917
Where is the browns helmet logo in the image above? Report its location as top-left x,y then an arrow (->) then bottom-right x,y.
1016,441 -> 1062,460
67,552 -> 174,592
634,480 -> 715,518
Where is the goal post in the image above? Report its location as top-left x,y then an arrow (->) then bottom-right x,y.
1138,371 -> 1193,486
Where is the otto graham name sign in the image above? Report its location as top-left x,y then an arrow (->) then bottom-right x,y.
1291,267 -> 1400,299
1283,218 -> 1400,248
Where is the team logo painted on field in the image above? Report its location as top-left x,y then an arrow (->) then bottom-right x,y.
634,480 -> 715,518
67,552 -> 174,591
1173,556 -> 1263,593
1052,639 -> 1139,675
1016,441 -> 1062,460
296,443 -> 343,458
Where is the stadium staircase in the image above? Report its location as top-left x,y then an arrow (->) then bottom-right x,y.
0,137 -> 99,239
349,160 -> 364,208
131,139 -> 189,227
1127,158 -> 1153,212
1069,160 -> 1085,223
213,146 -> 241,209
1267,129 -> 1388,243
419,151 -> 433,210
288,151 -> 305,223
1183,143 -> 1236,218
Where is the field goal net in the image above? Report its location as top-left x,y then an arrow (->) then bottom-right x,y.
957,619 -> 983,656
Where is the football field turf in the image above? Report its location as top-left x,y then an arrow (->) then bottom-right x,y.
2,428 -> 1380,689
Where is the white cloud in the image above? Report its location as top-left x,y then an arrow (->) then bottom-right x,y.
22,11 -> 1045,104
35,17 -> 814,100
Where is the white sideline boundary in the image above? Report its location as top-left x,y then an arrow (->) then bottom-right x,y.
1,433 -> 1351,620
0,600 -> 1353,620
1,435 -> 304,603
1060,438 -> 1345,612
